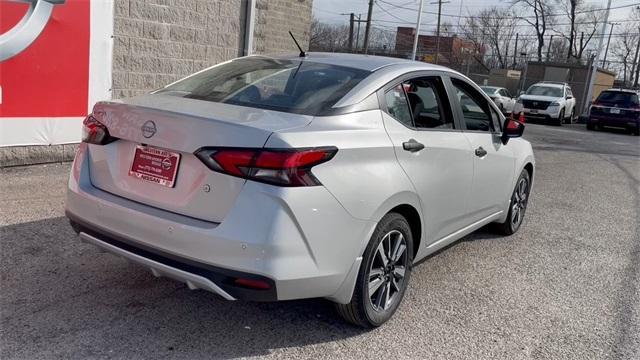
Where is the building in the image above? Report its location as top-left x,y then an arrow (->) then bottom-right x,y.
394,26 -> 482,64
0,0 -> 313,167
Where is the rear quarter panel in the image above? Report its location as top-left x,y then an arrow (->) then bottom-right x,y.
265,109 -> 423,255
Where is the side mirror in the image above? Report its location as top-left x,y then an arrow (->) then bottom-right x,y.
519,90 -> 525,96
501,118 -> 525,145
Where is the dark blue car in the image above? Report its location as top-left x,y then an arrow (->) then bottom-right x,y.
587,89 -> 640,136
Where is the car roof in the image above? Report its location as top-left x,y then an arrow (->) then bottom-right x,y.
603,88 -> 639,94
532,82 -> 565,88
270,52 -> 451,72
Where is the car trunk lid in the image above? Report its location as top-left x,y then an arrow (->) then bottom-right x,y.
87,94 -> 313,223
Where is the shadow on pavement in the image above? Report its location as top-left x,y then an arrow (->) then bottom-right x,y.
0,216 -> 368,359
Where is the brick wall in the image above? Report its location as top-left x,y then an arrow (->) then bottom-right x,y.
112,0 -> 246,99
112,0 -> 313,99
254,0 -> 312,55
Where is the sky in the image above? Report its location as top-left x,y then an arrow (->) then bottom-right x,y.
312,0 -> 640,37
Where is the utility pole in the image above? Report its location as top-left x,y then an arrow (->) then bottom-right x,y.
348,13 -> 355,51
547,35 -> 553,61
633,26 -> 640,87
602,22 -> 617,68
356,14 -> 362,51
411,0 -> 425,61
341,12 -> 366,52
456,0 -> 464,34
431,0 -> 450,64
513,33 -> 519,68
583,0 -> 611,116
363,0 -> 374,54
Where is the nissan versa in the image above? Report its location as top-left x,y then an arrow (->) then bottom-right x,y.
66,53 -> 535,327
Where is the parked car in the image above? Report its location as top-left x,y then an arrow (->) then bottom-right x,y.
66,53 -> 535,327
513,82 -> 576,126
480,86 -> 516,114
587,88 -> 640,136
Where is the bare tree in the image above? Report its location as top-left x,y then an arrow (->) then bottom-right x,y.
513,0 -> 553,61
309,19 -> 350,52
612,24 -> 639,86
461,7 -> 519,69
309,19 -> 396,53
551,1 -> 602,62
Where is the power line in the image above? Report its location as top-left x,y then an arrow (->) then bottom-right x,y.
374,1 -> 415,23
377,0 -> 640,20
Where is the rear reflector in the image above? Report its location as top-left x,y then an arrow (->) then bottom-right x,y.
233,278 -> 272,290
195,147 -> 337,187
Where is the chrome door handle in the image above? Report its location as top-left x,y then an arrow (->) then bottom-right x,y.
475,146 -> 487,157
403,139 -> 425,152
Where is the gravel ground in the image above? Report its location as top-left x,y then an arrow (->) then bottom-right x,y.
1,124 -> 638,359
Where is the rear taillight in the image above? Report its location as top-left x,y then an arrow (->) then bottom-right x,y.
195,147 -> 337,187
81,115 -> 115,145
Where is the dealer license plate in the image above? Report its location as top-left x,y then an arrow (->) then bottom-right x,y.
129,145 -> 180,188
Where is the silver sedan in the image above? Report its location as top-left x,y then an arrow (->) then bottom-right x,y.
66,53 -> 535,327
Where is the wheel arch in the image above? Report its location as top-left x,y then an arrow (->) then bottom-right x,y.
388,204 -> 422,260
363,191 -> 424,259
524,162 -> 534,183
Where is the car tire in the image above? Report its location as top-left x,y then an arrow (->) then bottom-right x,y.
335,212 -> 413,328
631,125 -> 640,136
494,169 -> 531,236
586,123 -> 595,131
569,108 -> 575,124
555,109 -> 564,126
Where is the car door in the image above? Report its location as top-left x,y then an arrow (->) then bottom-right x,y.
379,73 -> 474,244
566,87 -> 576,117
501,89 -> 515,113
448,77 -> 516,222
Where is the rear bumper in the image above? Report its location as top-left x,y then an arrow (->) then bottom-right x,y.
66,143 -> 372,303
68,214 -> 276,301
587,115 -> 639,128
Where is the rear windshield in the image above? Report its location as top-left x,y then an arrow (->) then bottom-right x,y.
526,85 -> 563,97
596,91 -> 639,107
480,86 -> 498,94
155,57 -> 370,115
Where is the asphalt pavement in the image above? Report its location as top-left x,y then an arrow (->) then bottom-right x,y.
1,124 -> 639,359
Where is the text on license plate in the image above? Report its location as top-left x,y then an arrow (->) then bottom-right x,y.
128,145 -> 180,188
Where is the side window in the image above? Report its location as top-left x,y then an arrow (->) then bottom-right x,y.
404,77 -> 455,129
501,89 -> 511,98
567,87 -> 573,97
451,79 -> 494,132
384,84 -> 413,128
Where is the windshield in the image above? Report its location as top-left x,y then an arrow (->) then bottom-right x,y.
526,85 -> 563,97
480,86 -> 498,95
596,91 -> 639,107
155,57 -> 370,115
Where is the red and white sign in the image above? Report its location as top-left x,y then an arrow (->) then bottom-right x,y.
0,0 -> 113,147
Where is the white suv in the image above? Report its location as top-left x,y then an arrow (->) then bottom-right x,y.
513,82 -> 576,126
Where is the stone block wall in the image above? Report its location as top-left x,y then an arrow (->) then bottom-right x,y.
112,0 -> 313,99
254,0 -> 312,55
112,0 -> 246,99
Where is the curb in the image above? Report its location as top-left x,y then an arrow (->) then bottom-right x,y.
0,144 -> 78,168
